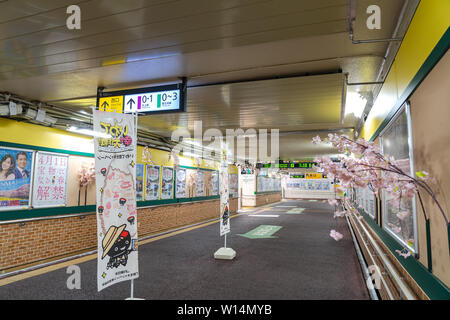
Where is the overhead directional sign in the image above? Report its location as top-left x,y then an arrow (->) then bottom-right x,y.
96,80 -> 186,115
98,96 -> 123,113
124,89 -> 180,113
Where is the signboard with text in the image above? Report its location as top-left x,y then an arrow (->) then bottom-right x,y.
32,152 -> 68,208
93,110 -> 139,291
97,82 -> 186,115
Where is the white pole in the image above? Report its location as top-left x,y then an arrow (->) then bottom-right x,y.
130,279 -> 134,299
224,233 -> 227,248
131,111 -> 138,300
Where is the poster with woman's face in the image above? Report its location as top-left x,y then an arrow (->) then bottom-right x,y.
0,147 -> 34,210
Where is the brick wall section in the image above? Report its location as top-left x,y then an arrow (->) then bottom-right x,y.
255,193 -> 282,207
0,198 -> 239,271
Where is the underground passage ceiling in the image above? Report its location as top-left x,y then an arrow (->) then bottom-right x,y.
0,0 -> 416,160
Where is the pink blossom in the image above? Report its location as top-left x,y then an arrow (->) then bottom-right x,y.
334,210 -> 346,218
312,135 -> 322,144
77,162 -> 96,187
330,229 -> 343,241
396,211 -> 410,220
328,199 -> 338,206
311,134 -> 446,245
388,223 -> 401,233
395,249 -> 411,259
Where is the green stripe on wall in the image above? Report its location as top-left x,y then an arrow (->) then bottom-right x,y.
0,205 -> 97,221
179,165 -> 217,171
255,191 -> 281,195
0,195 -> 222,221
0,141 -> 94,157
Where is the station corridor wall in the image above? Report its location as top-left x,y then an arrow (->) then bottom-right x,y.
355,0 -> 450,298
0,118 -> 243,271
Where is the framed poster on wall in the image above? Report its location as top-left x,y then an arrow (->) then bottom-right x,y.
175,168 -> 186,198
161,166 -> 174,199
136,163 -> 144,201
0,147 -> 35,211
211,171 -> 219,196
32,151 -> 68,208
145,164 -> 160,200
196,170 -> 205,196
229,173 -> 238,197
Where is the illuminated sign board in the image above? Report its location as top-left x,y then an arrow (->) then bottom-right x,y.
306,173 -> 323,179
258,162 -> 317,169
97,81 -> 186,115
290,174 -> 305,179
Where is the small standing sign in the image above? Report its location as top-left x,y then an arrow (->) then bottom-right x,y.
214,142 -> 236,260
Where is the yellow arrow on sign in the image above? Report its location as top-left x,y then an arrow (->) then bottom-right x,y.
99,96 -> 123,113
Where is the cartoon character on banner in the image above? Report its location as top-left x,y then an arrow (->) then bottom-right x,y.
101,224 -> 137,269
221,203 -> 229,226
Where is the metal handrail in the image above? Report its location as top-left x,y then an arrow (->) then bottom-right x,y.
345,200 -> 417,300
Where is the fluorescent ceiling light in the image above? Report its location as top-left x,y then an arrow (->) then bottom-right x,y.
0,105 -> 9,116
43,115 -> 57,125
345,92 -> 367,119
180,151 -> 201,158
67,126 -> 111,138
24,108 -> 37,119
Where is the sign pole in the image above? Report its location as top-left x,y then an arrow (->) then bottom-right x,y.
214,140 -> 235,260
126,111 -> 143,300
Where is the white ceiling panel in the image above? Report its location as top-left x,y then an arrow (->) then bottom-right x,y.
0,0 -> 410,160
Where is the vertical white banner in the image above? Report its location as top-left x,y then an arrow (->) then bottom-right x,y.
219,144 -> 230,236
94,110 -> 138,291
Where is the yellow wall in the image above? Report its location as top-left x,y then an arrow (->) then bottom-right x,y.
361,0 -> 450,140
136,145 -> 222,171
0,118 -> 239,173
0,118 -> 94,153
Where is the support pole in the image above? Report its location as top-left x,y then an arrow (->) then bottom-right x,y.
126,111 -> 144,300
130,279 -> 134,299
224,233 -> 227,249
214,139 -> 236,260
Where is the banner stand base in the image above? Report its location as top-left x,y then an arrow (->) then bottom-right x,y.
214,247 -> 236,260
125,279 -> 144,300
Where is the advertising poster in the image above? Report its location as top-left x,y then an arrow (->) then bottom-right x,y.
0,147 -> 34,210
94,110 -> 138,291
136,163 -> 144,201
145,164 -> 160,200
219,161 -> 230,236
161,166 -> 174,199
196,170 -> 205,197
32,152 -> 68,208
211,171 -> 219,196
229,173 -> 238,197
175,168 -> 186,198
